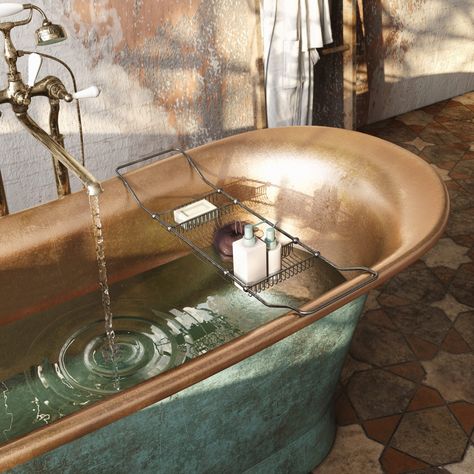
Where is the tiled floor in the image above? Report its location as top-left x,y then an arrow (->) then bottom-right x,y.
315,91 -> 474,474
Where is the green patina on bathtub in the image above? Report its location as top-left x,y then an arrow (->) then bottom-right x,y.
11,303 -> 365,473
4,252 -> 366,473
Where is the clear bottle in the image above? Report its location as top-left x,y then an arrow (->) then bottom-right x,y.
232,224 -> 267,286
265,227 -> 282,276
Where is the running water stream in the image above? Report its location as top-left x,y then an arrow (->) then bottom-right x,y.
88,194 -> 116,356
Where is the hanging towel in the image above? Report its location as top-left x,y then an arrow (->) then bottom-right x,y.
260,0 -> 333,127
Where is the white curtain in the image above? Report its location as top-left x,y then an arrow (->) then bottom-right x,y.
260,0 -> 333,127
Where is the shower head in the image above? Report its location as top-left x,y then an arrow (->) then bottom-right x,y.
0,3 -> 67,45
35,20 -> 67,46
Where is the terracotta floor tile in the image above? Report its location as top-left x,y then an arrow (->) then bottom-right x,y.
407,386 -> 445,411
435,115 -> 457,124
435,105 -> 474,122
363,414 -> 401,444
397,142 -> 421,155
347,369 -> 416,420
452,233 -> 474,248
362,309 -> 397,330
453,140 -> 474,152
446,209 -> 474,239
430,266 -> 457,286
396,110 -> 434,128
448,401 -> 474,435
421,238 -> 471,270
409,124 -> 426,134
335,392 -> 358,426
452,93 -> 474,106
444,444 -> 474,474
448,185 -> 474,211
449,262 -> 474,307
442,121 -> 474,141
406,335 -> 439,360
350,319 -> 415,367
441,328 -> 472,354
422,352 -> 474,403
386,361 -> 426,383
409,468 -> 451,473
340,355 -> 373,386
431,164 -> 451,181
450,159 -> 474,180
365,290 -> 382,311
313,425 -> 384,473
453,142 -> 472,151
454,311 -> 474,350
380,447 -> 430,473
361,118 -> 398,132
371,123 -> 417,144
403,137 -> 435,152
439,161 -> 457,170
445,99 -> 467,108
469,247 -> 474,260
445,180 -> 462,190
431,294 -> 472,322
378,268 -> 446,308
420,123 -> 461,146
390,407 -> 468,465
421,144 -> 466,166
387,305 -> 451,346
450,171 -> 469,180
422,101 -> 449,116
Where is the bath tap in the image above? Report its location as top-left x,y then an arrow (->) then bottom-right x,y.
0,2 -> 102,201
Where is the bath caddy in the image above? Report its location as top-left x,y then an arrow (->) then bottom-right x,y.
116,148 -> 378,316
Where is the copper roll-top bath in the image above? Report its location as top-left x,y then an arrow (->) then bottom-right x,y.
0,126 -> 448,469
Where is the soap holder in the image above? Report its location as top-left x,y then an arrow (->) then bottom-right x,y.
116,148 -> 378,317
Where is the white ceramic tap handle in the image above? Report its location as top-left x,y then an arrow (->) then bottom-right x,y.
27,53 -> 42,88
0,3 -> 25,18
72,86 -> 101,100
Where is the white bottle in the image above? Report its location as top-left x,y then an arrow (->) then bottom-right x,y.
265,227 -> 282,276
232,224 -> 267,286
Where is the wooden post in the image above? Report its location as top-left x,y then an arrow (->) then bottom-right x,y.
0,169 -> 8,216
343,0 -> 357,129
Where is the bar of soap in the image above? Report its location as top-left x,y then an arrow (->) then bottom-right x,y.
173,199 -> 217,224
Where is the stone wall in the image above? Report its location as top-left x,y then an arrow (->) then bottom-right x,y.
0,0 -> 263,212
358,0 -> 474,124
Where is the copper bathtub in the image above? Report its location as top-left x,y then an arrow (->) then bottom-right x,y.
0,127 -> 448,472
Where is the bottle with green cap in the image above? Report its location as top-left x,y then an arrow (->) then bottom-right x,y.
232,223 -> 267,285
265,227 -> 282,276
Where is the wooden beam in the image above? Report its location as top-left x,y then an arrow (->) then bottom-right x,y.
343,0 -> 357,129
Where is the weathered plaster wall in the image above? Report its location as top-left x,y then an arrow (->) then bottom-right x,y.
359,0 -> 474,124
0,0 -> 263,213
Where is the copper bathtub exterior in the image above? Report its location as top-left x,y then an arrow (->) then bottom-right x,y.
0,126 -> 449,470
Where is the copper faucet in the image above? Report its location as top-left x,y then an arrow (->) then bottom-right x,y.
0,2 -> 102,209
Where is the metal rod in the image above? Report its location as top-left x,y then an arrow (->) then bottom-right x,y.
0,169 -> 8,216
49,98 -> 71,197
17,112 -> 102,196
321,44 -> 350,55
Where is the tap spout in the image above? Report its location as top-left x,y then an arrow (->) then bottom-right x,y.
16,111 -> 102,196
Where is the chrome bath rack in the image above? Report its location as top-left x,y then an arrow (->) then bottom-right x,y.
116,148 -> 378,317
